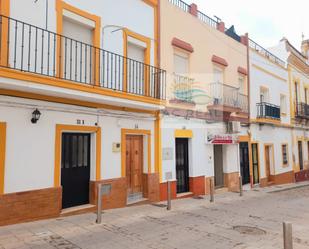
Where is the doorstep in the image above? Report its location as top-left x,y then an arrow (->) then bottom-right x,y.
60,204 -> 96,217
214,187 -> 228,194
176,192 -> 193,199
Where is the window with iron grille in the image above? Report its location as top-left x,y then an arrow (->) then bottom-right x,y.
282,144 -> 288,166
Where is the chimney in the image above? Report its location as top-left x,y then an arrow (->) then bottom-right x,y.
240,33 -> 249,46
301,39 -> 309,59
217,21 -> 225,33
189,3 -> 198,17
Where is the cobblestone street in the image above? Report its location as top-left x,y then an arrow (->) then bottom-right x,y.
1,184 -> 309,249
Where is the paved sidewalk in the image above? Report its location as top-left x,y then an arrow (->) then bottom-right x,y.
1,184 -> 309,249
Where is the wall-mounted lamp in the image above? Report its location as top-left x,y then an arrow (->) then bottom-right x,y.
31,109 -> 41,124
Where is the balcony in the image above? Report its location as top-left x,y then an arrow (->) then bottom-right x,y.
169,73 -> 195,106
238,93 -> 249,114
295,102 -> 309,119
0,15 -> 166,103
208,82 -> 243,113
256,102 -> 281,120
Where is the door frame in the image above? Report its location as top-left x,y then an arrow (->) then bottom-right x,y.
297,140 -> 304,171
264,143 -> 275,180
239,135 -> 252,187
0,122 -> 6,194
239,142 -> 250,185
175,137 -> 190,193
214,144 -> 224,188
121,129 -> 151,177
54,124 -> 101,188
250,141 -> 261,186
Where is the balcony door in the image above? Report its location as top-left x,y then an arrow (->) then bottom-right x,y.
62,16 -> 94,84
173,51 -> 190,102
127,42 -> 146,95
213,67 -> 224,104
260,87 -> 269,103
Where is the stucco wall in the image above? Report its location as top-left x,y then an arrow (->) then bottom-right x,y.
9,0 -> 155,65
251,124 -> 293,177
249,50 -> 290,123
160,0 -> 247,109
0,96 -> 155,194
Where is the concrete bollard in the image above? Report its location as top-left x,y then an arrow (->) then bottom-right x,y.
283,222 -> 293,249
239,176 -> 243,197
167,180 -> 171,210
210,178 -> 214,203
96,183 -> 102,224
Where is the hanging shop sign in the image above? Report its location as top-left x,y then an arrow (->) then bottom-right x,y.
206,133 -> 239,144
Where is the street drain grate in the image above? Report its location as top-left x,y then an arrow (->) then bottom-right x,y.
233,226 -> 266,235
192,196 -> 204,200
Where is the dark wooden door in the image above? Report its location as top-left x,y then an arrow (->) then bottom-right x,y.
240,142 -> 250,184
214,145 -> 224,187
126,135 -> 143,194
298,141 -> 303,170
251,143 -> 259,184
265,146 -> 271,180
176,138 -> 189,193
61,133 -> 90,209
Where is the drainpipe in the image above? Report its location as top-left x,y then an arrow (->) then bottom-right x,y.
245,33 -> 253,188
246,33 -> 250,125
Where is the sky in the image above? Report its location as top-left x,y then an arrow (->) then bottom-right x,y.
191,0 -> 309,50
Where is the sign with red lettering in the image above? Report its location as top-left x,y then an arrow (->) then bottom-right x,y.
206,134 -> 238,144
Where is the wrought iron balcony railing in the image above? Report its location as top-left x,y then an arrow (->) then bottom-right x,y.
238,93 -> 249,113
0,15 -> 166,100
171,73 -> 194,103
256,102 -> 280,120
249,39 -> 285,67
210,82 -> 240,109
168,0 -> 218,29
295,102 -> 309,119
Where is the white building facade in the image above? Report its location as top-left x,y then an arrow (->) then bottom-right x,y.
159,0 -> 250,200
248,39 -> 294,187
0,0 -> 165,225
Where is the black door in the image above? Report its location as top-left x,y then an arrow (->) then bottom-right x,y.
240,142 -> 250,184
298,141 -> 303,171
214,145 -> 224,187
61,133 -> 91,209
176,138 -> 189,193
251,143 -> 259,184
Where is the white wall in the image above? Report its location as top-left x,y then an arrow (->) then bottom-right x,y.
222,144 -> 239,173
161,116 -> 242,182
9,0 -> 155,65
0,96 -> 155,194
251,124 -> 293,177
249,50 -> 290,123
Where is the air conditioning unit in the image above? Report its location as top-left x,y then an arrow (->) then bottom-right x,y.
227,121 -> 241,134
